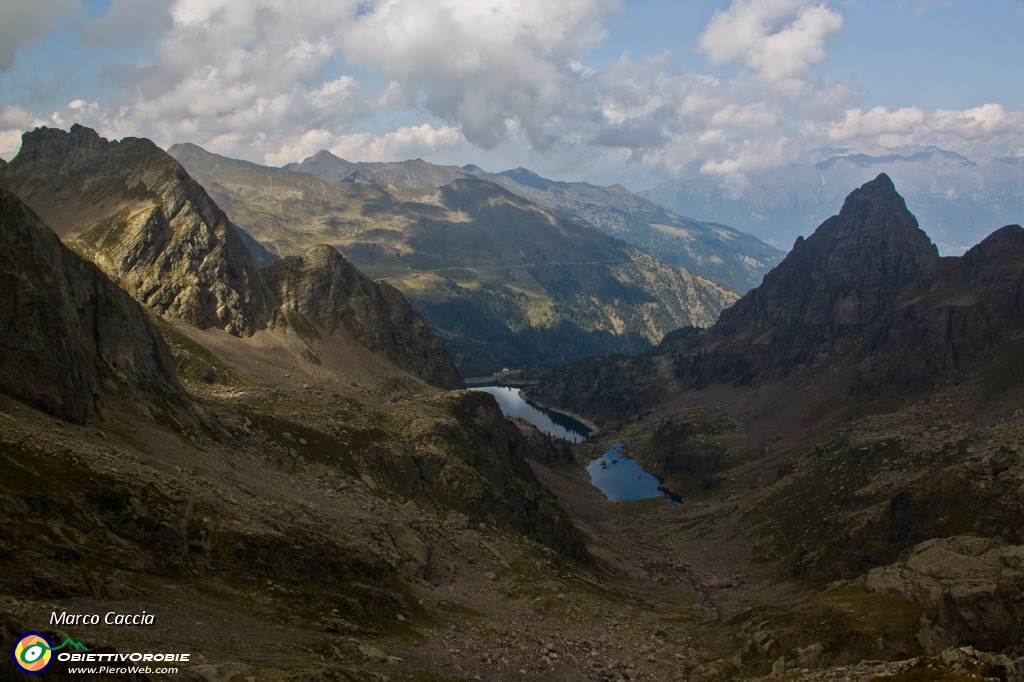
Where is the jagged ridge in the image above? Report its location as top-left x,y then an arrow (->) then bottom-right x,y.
0,124 -> 272,336
265,244 -> 463,389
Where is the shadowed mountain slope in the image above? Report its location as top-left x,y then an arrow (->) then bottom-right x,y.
0,187 -> 179,423
0,128 -> 616,681
672,173 -> 941,386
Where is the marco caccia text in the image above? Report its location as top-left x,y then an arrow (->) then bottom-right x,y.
51,611 -> 155,626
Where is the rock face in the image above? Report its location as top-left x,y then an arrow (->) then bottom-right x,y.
861,536 -> 1024,651
0,124 -> 272,336
265,244 -> 463,389
723,174 -> 937,335
666,175 -> 1024,398
0,187 -> 178,423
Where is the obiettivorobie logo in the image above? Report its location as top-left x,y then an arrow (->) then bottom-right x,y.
11,632 -> 88,675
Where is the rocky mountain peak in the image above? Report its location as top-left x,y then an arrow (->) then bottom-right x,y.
961,223 -> 1024,267
719,174 -> 937,339
1,125 -> 272,336
15,124 -> 171,185
676,175 -> 939,383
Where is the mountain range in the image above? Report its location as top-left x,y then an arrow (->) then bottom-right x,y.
2,123 -> 1024,680
644,148 -> 1024,256
0,124 -> 462,390
284,150 -> 784,293
169,142 -> 742,375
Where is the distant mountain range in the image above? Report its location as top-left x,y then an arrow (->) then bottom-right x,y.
284,150 -> 783,293
643,148 -> 1024,255
172,143 -> 741,375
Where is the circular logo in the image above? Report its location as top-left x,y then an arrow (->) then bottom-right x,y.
11,632 -> 53,675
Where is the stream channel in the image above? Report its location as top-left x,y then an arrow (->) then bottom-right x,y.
470,385 -> 675,503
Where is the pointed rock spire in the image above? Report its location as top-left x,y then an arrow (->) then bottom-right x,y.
678,174 -> 940,384
719,173 -> 937,342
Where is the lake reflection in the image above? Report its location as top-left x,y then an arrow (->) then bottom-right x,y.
471,386 -> 589,443
586,444 -> 674,502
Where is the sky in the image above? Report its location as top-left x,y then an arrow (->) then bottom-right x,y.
1,0 -> 1022,188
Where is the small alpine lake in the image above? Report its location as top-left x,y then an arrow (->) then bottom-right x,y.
586,444 -> 679,503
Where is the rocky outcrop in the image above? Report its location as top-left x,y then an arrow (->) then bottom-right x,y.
265,244 -> 463,389
392,390 -> 591,562
0,124 -> 272,336
0,187 -> 179,423
860,536 -> 1024,651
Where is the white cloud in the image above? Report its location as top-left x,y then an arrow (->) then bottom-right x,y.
81,0 -> 174,46
697,0 -> 843,96
341,0 -> 620,149
807,103 -> 1024,159
2,0 -> 1021,190
821,105 -> 928,142
8,0 -> 619,164
90,0 -> 388,161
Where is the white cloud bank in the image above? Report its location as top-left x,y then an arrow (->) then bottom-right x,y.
1,0 -> 1022,185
